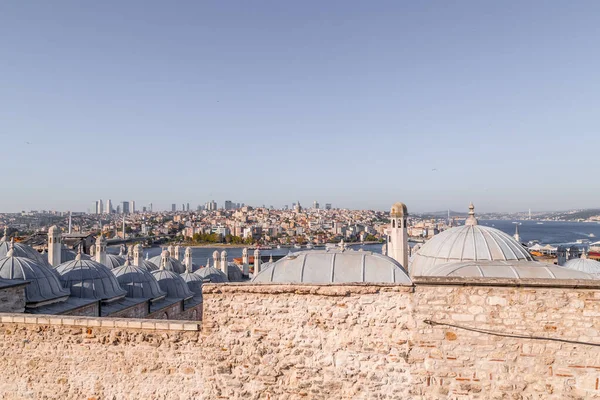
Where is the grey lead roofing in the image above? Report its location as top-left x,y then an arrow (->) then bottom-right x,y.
112,263 -> 166,300
252,249 -> 412,284
151,269 -> 194,300
56,259 -> 127,301
0,255 -> 70,305
425,260 -> 597,279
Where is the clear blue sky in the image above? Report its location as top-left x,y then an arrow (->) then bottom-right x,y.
2,1 -> 600,213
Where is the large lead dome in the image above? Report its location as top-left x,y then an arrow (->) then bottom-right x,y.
252,249 -> 412,284
410,204 -> 533,277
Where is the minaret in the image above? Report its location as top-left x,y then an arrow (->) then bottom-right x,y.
184,247 -> 194,271
133,244 -> 143,267
174,245 -> 182,261
206,258 -> 211,269
118,244 -> 126,256
68,212 -> 72,234
127,244 -> 134,258
242,248 -> 249,277
160,250 -> 169,269
254,248 -> 261,275
48,225 -> 62,267
213,250 -> 220,271
388,202 -> 409,271
269,254 -> 273,263
167,245 -> 174,257
95,234 -> 107,267
514,224 -> 521,243
122,216 -> 126,239
221,250 -> 228,277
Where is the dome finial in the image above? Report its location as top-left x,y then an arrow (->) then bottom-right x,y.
7,238 -> 15,257
1,226 -> 8,242
465,202 -> 478,226
582,250 -> 588,260
124,257 -> 131,267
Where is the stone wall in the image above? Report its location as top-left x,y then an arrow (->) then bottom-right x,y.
1,281 -> 600,399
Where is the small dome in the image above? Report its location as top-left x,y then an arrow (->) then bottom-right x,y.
0,236 -> 51,267
180,271 -> 204,297
149,253 -> 185,273
101,254 -> 126,269
61,248 -> 92,262
196,266 -> 229,283
0,253 -> 70,306
252,249 -> 412,284
56,257 -> 127,301
391,202 -> 408,217
48,225 -> 60,234
410,204 -> 533,277
227,263 -> 244,282
134,258 -> 159,272
426,260 -> 597,280
112,260 -> 166,300
151,268 -> 194,300
563,256 -> 600,276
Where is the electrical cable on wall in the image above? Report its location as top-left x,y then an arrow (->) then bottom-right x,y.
424,319 -> 600,347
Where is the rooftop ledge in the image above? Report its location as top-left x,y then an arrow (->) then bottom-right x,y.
0,313 -> 200,332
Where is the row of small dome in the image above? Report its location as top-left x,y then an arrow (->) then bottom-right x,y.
0,238 -> 209,307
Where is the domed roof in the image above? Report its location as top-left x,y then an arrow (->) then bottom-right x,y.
227,263 -> 244,282
112,259 -> 166,300
410,204 -> 533,277
103,254 -> 126,269
426,260 -> 596,279
391,202 -> 408,217
0,246 -> 70,306
252,249 -> 412,284
149,252 -> 185,273
196,266 -> 229,283
133,258 -> 159,272
61,248 -> 92,262
563,254 -> 600,276
56,253 -> 127,301
0,233 -> 51,267
180,258 -> 204,296
151,266 -> 194,300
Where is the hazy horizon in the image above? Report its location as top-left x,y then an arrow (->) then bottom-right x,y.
2,2 -> 600,213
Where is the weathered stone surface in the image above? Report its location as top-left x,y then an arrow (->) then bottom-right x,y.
0,283 -> 600,399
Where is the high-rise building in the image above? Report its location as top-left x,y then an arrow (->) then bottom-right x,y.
131,201 -> 136,214
224,200 -> 233,211
96,200 -> 103,215
325,203 -> 332,210
142,206 -> 147,213
186,203 -> 190,212
171,204 -> 176,212
150,203 -> 153,213
313,201 -> 320,209
116,205 -> 121,214
206,200 -> 217,211
122,201 -> 130,214
106,199 -> 113,214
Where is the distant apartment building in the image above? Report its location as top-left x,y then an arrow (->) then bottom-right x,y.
171,204 -> 176,212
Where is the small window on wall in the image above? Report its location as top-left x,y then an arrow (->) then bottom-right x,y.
392,220 -> 396,228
